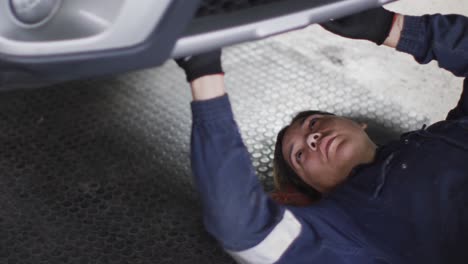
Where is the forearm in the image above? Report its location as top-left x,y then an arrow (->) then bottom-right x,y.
383,14 -> 404,48
190,74 -> 226,101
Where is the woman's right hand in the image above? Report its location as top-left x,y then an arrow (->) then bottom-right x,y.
321,7 -> 395,45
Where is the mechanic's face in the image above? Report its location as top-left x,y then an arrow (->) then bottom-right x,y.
282,114 -> 377,193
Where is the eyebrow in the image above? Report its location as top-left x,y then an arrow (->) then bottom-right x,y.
299,116 -> 308,126
288,143 -> 294,170
287,118 -> 306,169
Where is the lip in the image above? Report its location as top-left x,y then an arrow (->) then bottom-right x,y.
320,135 -> 336,160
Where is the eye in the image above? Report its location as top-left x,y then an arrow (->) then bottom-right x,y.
295,150 -> 303,163
309,117 -> 318,129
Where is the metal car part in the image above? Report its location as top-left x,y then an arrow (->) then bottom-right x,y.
9,0 -> 62,26
173,0 -> 396,58
0,0 -> 395,88
1,0 -> 172,56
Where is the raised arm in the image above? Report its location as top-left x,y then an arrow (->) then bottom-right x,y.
390,13 -> 468,119
323,8 -> 468,77
397,14 -> 468,77
176,52 -> 302,263
323,8 -> 468,119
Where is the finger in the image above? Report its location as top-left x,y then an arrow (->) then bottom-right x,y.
320,20 -> 341,32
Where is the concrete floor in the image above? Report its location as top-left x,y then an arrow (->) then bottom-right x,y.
388,0 -> 468,16
265,0 -> 468,124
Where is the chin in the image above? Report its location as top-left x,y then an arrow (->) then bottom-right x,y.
334,140 -> 360,168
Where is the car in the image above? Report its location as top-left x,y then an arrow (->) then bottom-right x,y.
0,0 -> 395,90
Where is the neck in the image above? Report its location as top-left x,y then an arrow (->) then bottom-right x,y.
364,142 -> 378,164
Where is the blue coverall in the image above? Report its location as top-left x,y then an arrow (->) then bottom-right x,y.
190,14 -> 468,264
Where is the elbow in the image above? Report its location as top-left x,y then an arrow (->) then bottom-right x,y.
202,210 -> 257,250
201,195 -> 283,250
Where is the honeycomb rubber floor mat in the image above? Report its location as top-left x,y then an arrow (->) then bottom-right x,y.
0,38 -> 428,264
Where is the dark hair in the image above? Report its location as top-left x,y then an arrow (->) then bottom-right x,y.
273,110 -> 334,201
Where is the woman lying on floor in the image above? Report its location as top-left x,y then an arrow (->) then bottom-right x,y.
176,7 -> 468,264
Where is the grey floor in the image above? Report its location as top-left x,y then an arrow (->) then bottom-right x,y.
0,1 -> 466,263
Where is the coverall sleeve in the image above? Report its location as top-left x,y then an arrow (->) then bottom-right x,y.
396,14 -> 468,119
190,95 -> 302,263
397,14 -> 468,77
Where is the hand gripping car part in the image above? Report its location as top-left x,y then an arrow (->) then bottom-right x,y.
0,0 -> 396,89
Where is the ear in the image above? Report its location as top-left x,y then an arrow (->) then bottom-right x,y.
360,123 -> 368,130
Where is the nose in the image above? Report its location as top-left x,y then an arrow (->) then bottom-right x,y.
306,132 -> 321,151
